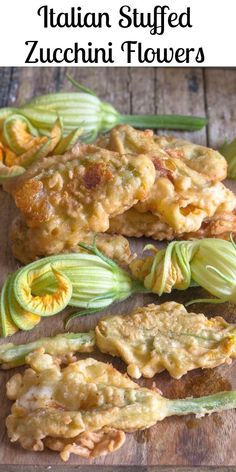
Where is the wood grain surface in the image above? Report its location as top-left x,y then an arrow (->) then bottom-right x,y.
0,67 -> 236,471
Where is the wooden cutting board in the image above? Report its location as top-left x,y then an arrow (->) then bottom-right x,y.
0,67 -> 236,469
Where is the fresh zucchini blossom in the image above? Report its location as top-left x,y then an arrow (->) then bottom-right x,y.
0,77 -> 207,142
0,241 -> 148,336
130,238 -> 236,304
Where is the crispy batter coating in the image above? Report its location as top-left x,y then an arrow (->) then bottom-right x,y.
6,143 -> 155,232
44,428 -> 126,460
98,126 -> 236,234
134,173 -> 235,234
109,208 -> 175,240
109,207 -> 236,241
5,143 -> 155,262
6,125 -> 236,261
97,125 -> 227,181
6,350 -> 168,460
96,302 -> 236,380
2,302 -> 236,380
187,210 -> 236,240
6,347 -> 236,461
10,216 -> 134,266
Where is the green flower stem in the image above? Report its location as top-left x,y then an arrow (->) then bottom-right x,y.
167,391 -> 236,417
121,114 -> 207,131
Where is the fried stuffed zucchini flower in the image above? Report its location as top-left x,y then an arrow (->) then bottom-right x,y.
6,350 -> 236,461
2,301 -> 236,380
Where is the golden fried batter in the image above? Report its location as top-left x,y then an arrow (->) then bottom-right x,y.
109,208 -> 175,240
44,428 -> 126,460
6,143 -> 154,263
6,143 -> 155,232
10,216 -> 134,266
134,172 -> 235,234
6,349 -> 236,461
187,210 -> 236,240
96,302 -> 236,379
2,302 -> 236,379
99,125 -> 236,235
97,125 -> 227,181
6,350 -> 169,460
109,207 -> 236,241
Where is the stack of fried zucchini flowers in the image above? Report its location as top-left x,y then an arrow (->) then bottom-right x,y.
3,124 -> 236,265
1,95 -> 236,462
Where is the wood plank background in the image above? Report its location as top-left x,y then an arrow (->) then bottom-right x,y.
0,67 -> 236,471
